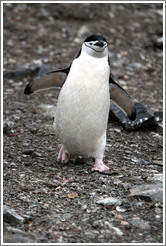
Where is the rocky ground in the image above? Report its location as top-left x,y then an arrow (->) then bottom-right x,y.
3,2 -> 163,244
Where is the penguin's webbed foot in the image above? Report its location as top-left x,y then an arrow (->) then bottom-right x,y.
57,146 -> 71,163
91,158 -> 109,172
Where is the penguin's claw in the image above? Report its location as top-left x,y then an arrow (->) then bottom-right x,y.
57,146 -> 70,163
91,158 -> 109,172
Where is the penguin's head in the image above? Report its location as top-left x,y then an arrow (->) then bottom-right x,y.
82,35 -> 108,58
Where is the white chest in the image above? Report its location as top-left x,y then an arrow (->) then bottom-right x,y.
54,56 -> 110,156
58,56 -> 110,104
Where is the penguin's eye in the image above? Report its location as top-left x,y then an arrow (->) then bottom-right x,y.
89,42 -> 93,45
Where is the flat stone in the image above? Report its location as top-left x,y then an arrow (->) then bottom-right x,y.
91,220 -> 102,229
3,235 -> 35,243
130,218 -> 151,230
60,214 -> 72,222
96,197 -> 123,206
128,62 -> 143,69
147,174 -> 163,183
131,157 -> 145,165
104,221 -> 123,236
129,183 -> 163,202
22,149 -> 34,155
3,205 -> 24,224
152,160 -> 163,166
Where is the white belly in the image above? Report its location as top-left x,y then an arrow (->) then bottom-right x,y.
54,58 -> 110,158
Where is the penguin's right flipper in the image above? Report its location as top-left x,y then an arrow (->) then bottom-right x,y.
109,77 -> 136,121
24,68 -> 70,95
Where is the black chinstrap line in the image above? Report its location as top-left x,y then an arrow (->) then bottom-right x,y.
84,43 -> 108,52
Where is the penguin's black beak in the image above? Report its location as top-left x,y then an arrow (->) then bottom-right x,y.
95,41 -> 105,47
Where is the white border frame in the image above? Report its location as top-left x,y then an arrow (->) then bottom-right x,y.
1,1 -> 165,245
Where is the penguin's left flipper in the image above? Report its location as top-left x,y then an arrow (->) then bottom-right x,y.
24,68 -> 70,95
110,78 -> 136,121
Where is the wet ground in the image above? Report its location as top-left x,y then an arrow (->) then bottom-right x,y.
3,3 -> 163,244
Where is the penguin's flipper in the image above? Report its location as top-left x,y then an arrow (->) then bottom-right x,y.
24,68 -> 70,95
109,79 -> 136,121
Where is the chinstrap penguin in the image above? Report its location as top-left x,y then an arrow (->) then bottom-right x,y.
24,34 -> 136,172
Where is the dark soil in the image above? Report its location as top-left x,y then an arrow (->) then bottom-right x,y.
3,3 -> 163,244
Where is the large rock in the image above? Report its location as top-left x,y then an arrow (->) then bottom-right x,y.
129,183 -> 163,202
3,205 -> 25,224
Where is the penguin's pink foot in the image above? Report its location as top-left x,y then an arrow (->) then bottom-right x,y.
57,146 -> 70,163
91,158 -> 109,172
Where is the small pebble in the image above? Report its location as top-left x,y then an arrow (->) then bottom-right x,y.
121,221 -> 129,226
96,197 -> 123,206
114,214 -> 123,220
22,149 -> 34,155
